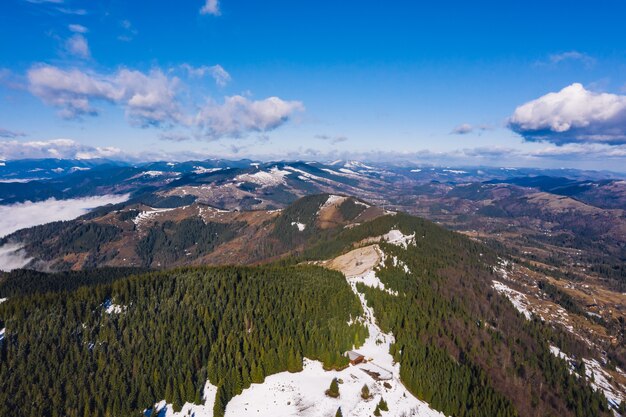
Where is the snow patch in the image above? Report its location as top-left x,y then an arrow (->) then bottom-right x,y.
382,230 -> 415,249
133,207 -> 176,226
291,222 -> 306,231
194,166 -> 223,175
321,194 -> 346,209
148,381 -> 218,417
492,281 -> 533,320
236,167 -> 291,187
548,346 -> 626,412
103,299 -> 126,315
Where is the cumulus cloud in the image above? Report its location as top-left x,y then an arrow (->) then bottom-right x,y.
195,95 -> 304,139
508,83 -> 626,145
27,65 -> 181,124
26,64 -> 302,137
200,0 -> 220,15
0,194 -> 130,239
451,123 -> 492,135
181,64 -> 231,86
65,34 -> 90,59
315,134 -> 348,144
0,128 -> 26,138
0,139 -> 122,160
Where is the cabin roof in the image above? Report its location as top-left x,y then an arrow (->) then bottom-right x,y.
346,350 -> 364,360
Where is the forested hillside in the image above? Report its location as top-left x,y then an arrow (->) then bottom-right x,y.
0,196 -> 614,417
0,265 -> 367,417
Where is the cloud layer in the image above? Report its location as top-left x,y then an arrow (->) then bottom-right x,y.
0,243 -> 32,271
508,83 -> 626,145
0,139 -> 122,160
0,194 -> 130,238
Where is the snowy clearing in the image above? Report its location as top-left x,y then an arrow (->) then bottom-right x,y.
382,230 -> 416,249
224,243 -> 443,417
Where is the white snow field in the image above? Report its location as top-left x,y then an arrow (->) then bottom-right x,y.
223,247 -> 444,417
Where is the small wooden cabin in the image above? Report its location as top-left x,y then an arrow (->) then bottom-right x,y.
346,350 -> 365,365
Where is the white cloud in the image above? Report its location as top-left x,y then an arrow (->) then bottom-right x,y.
195,95 -> 304,139
27,65 -> 181,124
118,20 -> 137,42
200,0 -> 220,16
451,123 -> 492,135
68,24 -> 88,33
0,194 -> 130,239
0,139 -> 122,160
451,123 -> 473,134
26,64 -> 303,136
181,64 -> 231,86
0,243 -> 32,272
65,34 -> 90,59
508,83 -> 626,145
549,51 -> 596,67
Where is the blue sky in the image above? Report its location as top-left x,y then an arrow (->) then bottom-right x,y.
2,0 -> 626,170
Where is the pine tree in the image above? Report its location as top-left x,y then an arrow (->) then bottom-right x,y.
326,378 -> 340,398
378,397 -> 388,411
361,384 -> 370,399
335,406 -> 343,417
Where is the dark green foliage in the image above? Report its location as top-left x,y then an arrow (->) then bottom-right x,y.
326,378 -> 340,398
0,267 -> 147,297
378,397 -> 388,411
361,383 -> 370,399
136,218 -> 245,267
137,194 -> 197,208
117,209 -> 140,222
537,280 -> 585,316
373,404 -> 381,416
335,406 -> 343,417
271,194 -> 329,248
6,221 -> 122,262
354,230 -> 609,417
0,265 -> 366,417
338,198 -> 366,221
